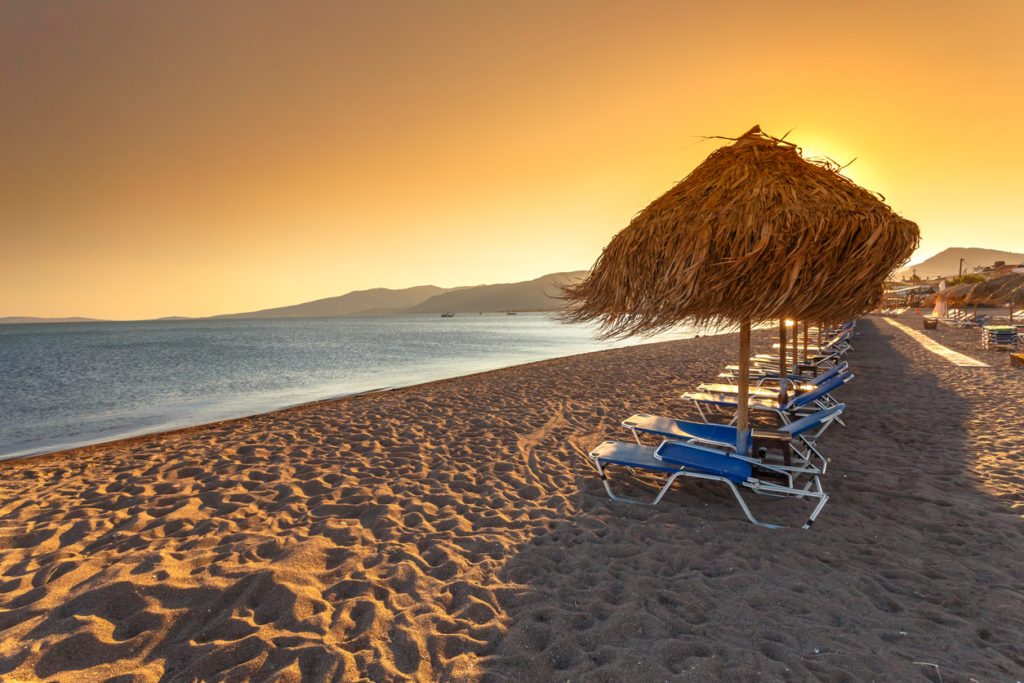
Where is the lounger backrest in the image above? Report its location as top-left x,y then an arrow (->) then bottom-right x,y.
788,372 -> 852,409
778,404 -> 846,436
807,361 -> 848,386
655,441 -> 752,483
824,332 -> 849,348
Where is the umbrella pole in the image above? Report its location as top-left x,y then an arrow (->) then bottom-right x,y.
791,318 -> 799,375
778,319 -> 788,406
802,321 -> 809,362
737,321 -> 751,454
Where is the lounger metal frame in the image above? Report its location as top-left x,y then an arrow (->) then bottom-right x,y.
683,373 -> 852,426
622,403 -> 845,477
591,439 -> 829,529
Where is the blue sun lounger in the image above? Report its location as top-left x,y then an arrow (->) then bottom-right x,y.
706,361 -> 848,394
682,372 -> 853,425
751,360 -> 848,387
754,345 -> 845,370
590,439 -> 829,529
723,348 -> 845,380
771,328 -> 854,355
621,403 -> 846,474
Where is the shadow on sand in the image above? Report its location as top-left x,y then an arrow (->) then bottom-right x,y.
483,318 -> 1023,682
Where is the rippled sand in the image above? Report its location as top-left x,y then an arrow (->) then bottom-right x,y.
0,317 -> 1020,681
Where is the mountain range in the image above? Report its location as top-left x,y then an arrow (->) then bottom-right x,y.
10,247 -> 1024,323
1,271 -> 589,323
0,316 -> 102,324
216,271 -> 587,318
899,248 -> 1024,278
212,285 -> 454,319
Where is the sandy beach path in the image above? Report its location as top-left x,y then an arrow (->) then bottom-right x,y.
0,318 -> 1021,681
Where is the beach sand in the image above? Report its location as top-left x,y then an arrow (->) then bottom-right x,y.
0,316 -> 1021,681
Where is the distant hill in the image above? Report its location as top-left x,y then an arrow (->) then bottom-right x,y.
3,271 -> 592,323
900,248 -> 1024,278
213,272 -> 588,319
213,285 -> 454,319
403,271 -> 588,314
0,316 -> 101,324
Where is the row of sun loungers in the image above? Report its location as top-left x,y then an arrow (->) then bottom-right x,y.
930,314 -> 1023,348
588,322 -> 857,529
940,311 -> 991,328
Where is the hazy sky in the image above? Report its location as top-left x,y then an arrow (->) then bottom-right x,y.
3,0 -> 1022,319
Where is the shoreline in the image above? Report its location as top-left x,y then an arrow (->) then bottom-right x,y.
0,384 -> 395,466
1,321 -> 714,464
0,332 -> 712,466
0,317 -> 1020,680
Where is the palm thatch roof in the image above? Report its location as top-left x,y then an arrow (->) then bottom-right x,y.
562,126 -> 920,337
929,281 -> 981,305
965,272 -> 1024,306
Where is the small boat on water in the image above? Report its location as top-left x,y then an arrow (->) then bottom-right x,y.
440,312 -> 455,318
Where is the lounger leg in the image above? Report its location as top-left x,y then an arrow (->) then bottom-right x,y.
595,457 -> 828,529
796,435 -> 828,473
744,479 -> 829,529
802,481 -> 830,529
785,442 -> 824,476
724,481 -> 783,529
596,460 -> 682,506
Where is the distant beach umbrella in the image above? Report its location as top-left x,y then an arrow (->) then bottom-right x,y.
964,272 -> 1024,308
934,282 -> 975,300
933,282 -> 976,315
562,125 -> 919,440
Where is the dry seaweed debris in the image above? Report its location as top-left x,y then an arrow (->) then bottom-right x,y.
561,125 -> 920,337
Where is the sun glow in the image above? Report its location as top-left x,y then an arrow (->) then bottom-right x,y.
2,1 -> 1022,319
793,134 -> 886,199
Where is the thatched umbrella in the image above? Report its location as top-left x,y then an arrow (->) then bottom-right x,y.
928,281 -> 974,303
965,273 -> 1024,320
932,282 -> 976,318
563,125 -> 919,444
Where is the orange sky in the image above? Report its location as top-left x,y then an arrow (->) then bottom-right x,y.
2,0 -> 1022,319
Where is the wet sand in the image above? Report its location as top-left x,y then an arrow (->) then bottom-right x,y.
0,317 -> 1021,681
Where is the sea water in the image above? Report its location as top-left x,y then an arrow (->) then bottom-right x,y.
0,314 -> 693,460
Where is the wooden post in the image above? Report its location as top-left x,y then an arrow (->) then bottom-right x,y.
777,319 -> 788,406
802,321 -> 809,362
737,321 -> 751,454
818,321 -> 823,348
791,317 -> 799,374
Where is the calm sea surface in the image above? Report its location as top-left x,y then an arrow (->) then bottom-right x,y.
0,314 -> 694,460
